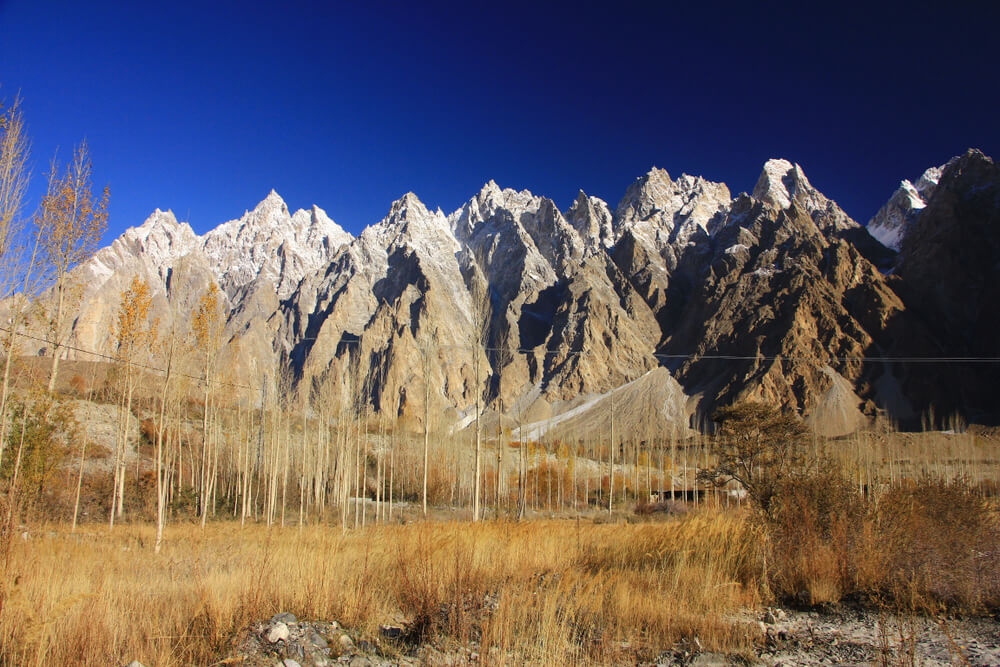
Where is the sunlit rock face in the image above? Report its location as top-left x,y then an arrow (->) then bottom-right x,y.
46,150 -> 1000,431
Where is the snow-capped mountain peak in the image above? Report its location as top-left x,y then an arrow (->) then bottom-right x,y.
753,159 -> 810,210
200,191 -> 352,299
867,163 -> 947,251
361,192 -> 458,260
613,166 -> 731,251
753,159 -> 858,232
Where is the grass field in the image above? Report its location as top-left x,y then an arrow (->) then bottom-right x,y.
0,513 -> 764,666
2,472 -> 997,667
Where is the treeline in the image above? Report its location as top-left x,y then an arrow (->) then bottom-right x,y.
3,91 -> 999,551
0,93 -> 112,546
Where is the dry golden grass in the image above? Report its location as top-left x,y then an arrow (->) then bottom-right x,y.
768,473 -> 1000,612
0,512 -> 764,666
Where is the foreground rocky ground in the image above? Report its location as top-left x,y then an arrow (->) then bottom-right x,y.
206,607 -> 1000,667
753,607 -> 1000,666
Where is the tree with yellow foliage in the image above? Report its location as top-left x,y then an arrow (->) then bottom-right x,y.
37,141 -> 109,393
109,276 -> 154,529
0,94 -> 34,471
191,282 -> 225,527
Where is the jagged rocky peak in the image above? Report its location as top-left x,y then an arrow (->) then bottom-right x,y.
753,159 -> 807,210
456,180 -> 537,230
478,178 -> 502,200
867,160 -> 949,251
613,167 -> 731,249
84,208 -> 200,284
753,159 -> 858,232
217,190 -> 350,245
378,192 -> 441,233
202,190 -> 353,300
450,180 -> 585,272
290,204 -> 353,248
566,190 -> 613,249
258,187 -> 289,212
616,167 -> 676,221
125,208 -> 199,254
361,191 -> 458,261
616,168 -> 731,227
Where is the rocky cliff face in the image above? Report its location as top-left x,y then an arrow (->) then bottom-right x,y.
43,150 -> 1000,432
893,150 -> 1000,422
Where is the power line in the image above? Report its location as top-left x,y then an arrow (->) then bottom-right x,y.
4,323 -> 998,400
415,342 -> 1000,363
0,325 -> 256,391
649,353 -> 1000,364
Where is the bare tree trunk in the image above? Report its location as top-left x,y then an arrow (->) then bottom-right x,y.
354,410 -> 361,529
155,335 -> 175,553
608,388 -> 615,514
281,408 -> 289,527
200,380 -> 211,527
473,354 -> 482,522
6,406 -> 30,528
518,402 -> 525,520
71,438 -> 87,532
118,372 -> 135,519
422,347 -> 430,517
47,281 -> 66,393
0,327 -> 21,469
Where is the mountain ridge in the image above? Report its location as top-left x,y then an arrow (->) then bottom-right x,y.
35,149 -> 1000,433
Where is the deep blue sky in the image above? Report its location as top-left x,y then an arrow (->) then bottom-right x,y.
2,1 -> 998,241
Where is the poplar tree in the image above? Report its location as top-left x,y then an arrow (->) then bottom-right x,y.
37,141 -> 108,393
110,276 -> 153,528
191,282 -> 224,526
469,275 -> 491,522
0,95 -> 34,470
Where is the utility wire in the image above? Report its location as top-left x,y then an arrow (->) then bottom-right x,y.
4,323 -> 998,399
0,324 -> 256,391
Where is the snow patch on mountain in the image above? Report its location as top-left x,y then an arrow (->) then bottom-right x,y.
86,208 -> 199,285
85,190 -> 354,310
753,159 -> 859,232
867,164 -> 944,251
614,168 -> 731,247
202,190 -> 353,300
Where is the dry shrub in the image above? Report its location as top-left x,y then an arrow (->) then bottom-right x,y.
877,477 -> 1000,612
139,417 -> 157,443
68,374 -> 87,396
975,477 -> 1000,499
769,467 -> 867,605
767,471 -> 1000,613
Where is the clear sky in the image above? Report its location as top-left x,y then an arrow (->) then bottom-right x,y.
1,1 -> 998,240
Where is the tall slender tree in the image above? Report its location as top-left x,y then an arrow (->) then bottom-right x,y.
110,276 -> 154,528
192,282 -> 225,526
154,325 -> 177,552
493,324 -> 513,514
419,333 -> 436,517
469,271 -> 492,521
0,95 -> 36,470
37,141 -> 109,393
